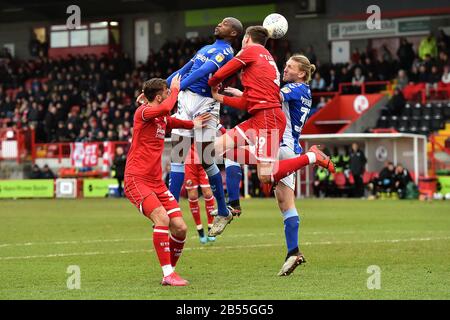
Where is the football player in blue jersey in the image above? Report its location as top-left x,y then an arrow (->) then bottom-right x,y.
167,18 -> 244,226
224,54 -> 317,276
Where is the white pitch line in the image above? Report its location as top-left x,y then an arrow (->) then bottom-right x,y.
0,236 -> 449,261
3,230 -> 447,249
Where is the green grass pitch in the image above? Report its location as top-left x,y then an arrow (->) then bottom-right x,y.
0,198 -> 449,300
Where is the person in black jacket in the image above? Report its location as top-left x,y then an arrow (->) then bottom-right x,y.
349,143 -> 367,198
394,164 -> 413,199
377,161 -> 396,194
112,146 -> 126,197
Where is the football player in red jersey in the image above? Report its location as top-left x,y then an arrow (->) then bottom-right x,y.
124,74 -> 210,286
208,26 -> 335,235
184,144 -> 217,244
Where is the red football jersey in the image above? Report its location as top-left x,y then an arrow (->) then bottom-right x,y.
235,45 -> 281,111
125,89 -> 193,185
209,44 -> 281,114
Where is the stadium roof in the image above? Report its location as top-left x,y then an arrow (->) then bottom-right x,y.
0,0 -> 276,23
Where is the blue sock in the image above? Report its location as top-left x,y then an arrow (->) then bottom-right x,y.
205,164 -> 228,217
282,208 -> 300,253
225,159 -> 242,204
169,163 -> 185,202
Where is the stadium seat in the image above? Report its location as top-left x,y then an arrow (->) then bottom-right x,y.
444,103 -> 450,120
377,115 -> 388,128
402,103 -> 412,117
422,104 -> 432,118
388,115 -> 398,128
432,103 -> 443,118
412,103 -> 422,119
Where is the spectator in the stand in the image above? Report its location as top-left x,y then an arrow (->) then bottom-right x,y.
394,164 -> 412,199
386,88 -> 406,116
381,44 -> 393,62
349,143 -> 367,198
311,72 -> 326,91
419,33 -> 438,60
351,48 -> 361,64
426,65 -> 441,97
351,67 -> 365,93
396,69 -> 409,90
43,105 -> 57,141
41,164 -> 56,179
442,65 -> 450,85
377,56 -> 391,80
326,68 -> 338,92
397,37 -> 416,71
437,51 -> 449,71
29,164 -> 42,179
409,64 -> 419,83
418,64 -> 429,83
56,121 -> 69,142
112,146 -> 126,197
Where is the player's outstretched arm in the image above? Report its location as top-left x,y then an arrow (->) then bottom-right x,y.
208,58 -> 244,87
142,75 -> 181,120
167,60 -> 194,86
167,113 -> 212,131
179,60 -> 218,91
211,85 -> 247,111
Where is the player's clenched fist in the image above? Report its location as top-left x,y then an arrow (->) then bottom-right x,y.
170,73 -> 181,91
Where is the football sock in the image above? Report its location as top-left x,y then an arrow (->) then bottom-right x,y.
205,164 -> 228,217
169,233 -> 186,268
225,159 -> 242,205
282,208 -> 300,254
153,226 -> 173,277
169,163 -> 185,201
272,154 -> 313,183
189,198 -> 202,225
204,196 -> 215,224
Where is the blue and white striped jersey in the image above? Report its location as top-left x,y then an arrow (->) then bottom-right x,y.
280,82 -> 312,154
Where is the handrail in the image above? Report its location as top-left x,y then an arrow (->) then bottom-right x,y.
337,81 -> 390,95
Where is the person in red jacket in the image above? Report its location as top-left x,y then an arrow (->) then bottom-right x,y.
124,74 -> 210,286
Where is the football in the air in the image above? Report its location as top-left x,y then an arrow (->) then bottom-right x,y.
263,13 -> 288,39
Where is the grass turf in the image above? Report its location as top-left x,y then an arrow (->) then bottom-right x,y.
0,198 -> 449,300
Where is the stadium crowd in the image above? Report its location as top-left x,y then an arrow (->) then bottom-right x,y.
1,31 -> 449,143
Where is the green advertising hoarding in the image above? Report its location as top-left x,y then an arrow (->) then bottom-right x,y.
83,179 -> 117,198
185,4 -> 276,27
438,176 -> 450,194
0,180 -> 54,198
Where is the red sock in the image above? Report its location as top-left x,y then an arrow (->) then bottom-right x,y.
153,226 -> 171,269
272,155 -> 311,183
169,234 -> 186,268
189,199 -> 202,227
204,196 -> 215,225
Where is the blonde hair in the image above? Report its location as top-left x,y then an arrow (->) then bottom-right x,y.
289,54 -> 316,83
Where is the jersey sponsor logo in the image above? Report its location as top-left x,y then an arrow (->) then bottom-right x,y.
281,87 -> 291,94
207,48 -> 217,54
301,96 -> 312,108
156,123 -> 166,139
195,53 -> 208,63
215,53 -> 225,63
223,47 -> 233,55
